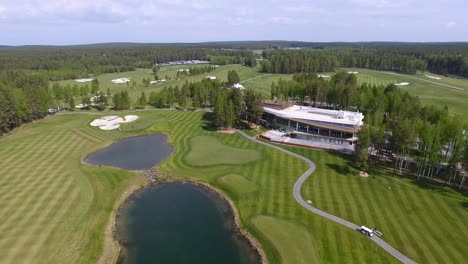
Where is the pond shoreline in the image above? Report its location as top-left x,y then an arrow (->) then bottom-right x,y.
103,179 -> 267,264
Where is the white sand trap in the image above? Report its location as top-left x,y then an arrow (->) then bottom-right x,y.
306,200 -> 312,204
75,78 -> 94,83
90,115 -> 139,130
347,71 -> 359,74
425,75 -> 441,80
318,74 -> 330,78
112,77 -> 131,84
122,115 -> 139,123
395,82 -> 410,86
100,123 -> 121,130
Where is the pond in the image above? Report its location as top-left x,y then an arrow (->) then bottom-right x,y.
116,182 -> 260,264
83,134 -> 174,170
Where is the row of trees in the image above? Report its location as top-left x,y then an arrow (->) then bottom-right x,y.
261,50 -> 427,74
213,88 -> 263,128
270,72 -> 359,110
355,83 -> 468,188
0,72 -> 50,134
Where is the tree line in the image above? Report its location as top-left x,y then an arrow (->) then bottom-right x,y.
261,49 -> 426,74
270,72 -> 359,110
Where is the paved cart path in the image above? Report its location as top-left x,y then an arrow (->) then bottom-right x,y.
237,130 -> 417,264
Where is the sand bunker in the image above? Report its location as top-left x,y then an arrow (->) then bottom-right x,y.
395,82 -> 410,86
90,115 -> 139,130
112,78 -> 131,84
75,78 -> 94,83
425,75 -> 441,80
359,171 -> 369,177
318,74 -> 330,78
347,71 -> 359,74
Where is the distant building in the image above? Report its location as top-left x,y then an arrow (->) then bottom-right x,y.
262,101 -> 364,146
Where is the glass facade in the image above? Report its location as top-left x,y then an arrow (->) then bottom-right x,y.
265,112 -> 358,146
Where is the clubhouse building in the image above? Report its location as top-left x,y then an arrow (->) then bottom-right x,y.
261,101 -> 364,147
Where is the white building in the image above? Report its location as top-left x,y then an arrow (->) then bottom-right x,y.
232,83 -> 245,90
262,102 -> 364,146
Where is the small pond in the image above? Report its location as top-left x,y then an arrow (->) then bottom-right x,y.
116,182 -> 260,264
83,134 -> 174,170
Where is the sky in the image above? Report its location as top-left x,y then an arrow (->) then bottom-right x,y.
0,0 -> 467,45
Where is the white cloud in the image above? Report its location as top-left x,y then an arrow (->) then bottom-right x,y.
446,21 -> 457,29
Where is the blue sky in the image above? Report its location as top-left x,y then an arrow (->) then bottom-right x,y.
0,0 -> 467,45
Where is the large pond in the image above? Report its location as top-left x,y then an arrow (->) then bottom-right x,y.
83,134 -> 174,170
116,182 -> 260,264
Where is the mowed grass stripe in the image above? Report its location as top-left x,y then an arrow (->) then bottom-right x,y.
0,131 -> 70,230
411,187 -> 464,263
6,174 -> 79,264
392,183 -> 440,263
26,180 -> 81,263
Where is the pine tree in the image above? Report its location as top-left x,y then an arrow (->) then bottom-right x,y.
69,97 -> 75,111
91,79 -> 100,94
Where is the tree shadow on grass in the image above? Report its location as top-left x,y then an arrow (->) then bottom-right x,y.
326,163 -> 352,175
325,150 -> 361,175
201,112 -> 217,132
462,201 -> 468,208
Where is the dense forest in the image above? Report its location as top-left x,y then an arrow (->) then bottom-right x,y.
261,43 -> 468,77
270,72 -> 468,187
0,47 -> 256,81
261,49 -> 427,74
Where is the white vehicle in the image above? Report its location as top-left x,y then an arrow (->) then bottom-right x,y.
360,226 -> 373,237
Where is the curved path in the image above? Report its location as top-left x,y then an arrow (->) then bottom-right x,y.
237,130 -> 417,264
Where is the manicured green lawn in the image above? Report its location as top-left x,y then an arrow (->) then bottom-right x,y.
241,73 -> 294,96
285,146 -> 468,264
150,111 -> 399,264
184,135 -> 262,166
218,174 -> 257,196
252,216 -> 321,264
0,114 -> 146,264
1,109 -> 467,264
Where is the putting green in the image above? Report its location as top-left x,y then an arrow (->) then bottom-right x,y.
218,174 -> 257,195
185,135 -> 262,166
252,216 -> 321,264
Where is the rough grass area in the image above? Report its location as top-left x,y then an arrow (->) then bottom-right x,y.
286,146 -> 468,264
184,135 -> 262,166
252,216 -> 321,264
218,174 -> 257,196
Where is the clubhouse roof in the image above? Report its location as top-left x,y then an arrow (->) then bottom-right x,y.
263,104 -> 364,130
